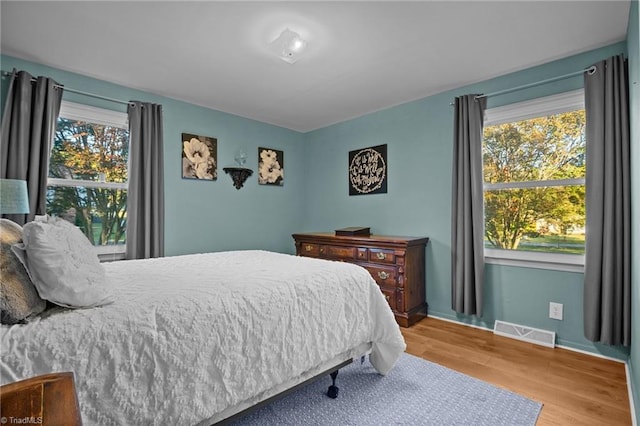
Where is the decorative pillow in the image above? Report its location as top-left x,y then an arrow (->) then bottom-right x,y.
12,215 -> 114,308
0,219 -> 47,324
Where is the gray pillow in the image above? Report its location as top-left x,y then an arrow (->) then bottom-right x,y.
0,218 -> 46,324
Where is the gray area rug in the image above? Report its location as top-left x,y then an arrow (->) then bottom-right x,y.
231,353 -> 542,425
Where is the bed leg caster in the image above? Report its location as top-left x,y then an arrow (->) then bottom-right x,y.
327,370 -> 339,399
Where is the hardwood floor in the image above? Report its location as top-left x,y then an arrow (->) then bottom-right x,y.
402,316 -> 632,425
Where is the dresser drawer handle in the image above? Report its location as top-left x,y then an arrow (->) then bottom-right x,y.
385,295 -> 390,302
377,271 -> 390,280
376,252 -> 386,260
305,245 -> 313,252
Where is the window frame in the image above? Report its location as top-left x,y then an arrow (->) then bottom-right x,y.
49,101 -> 129,260
482,89 -> 586,273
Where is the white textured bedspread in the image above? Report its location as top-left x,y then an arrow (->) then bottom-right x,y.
1,250 -> 405,425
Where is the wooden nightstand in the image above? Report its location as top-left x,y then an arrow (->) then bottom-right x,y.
0,372 -> 83,425
293,232 -> 429,327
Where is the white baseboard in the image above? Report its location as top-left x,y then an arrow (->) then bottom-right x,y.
626,363 -> 638,426
427,313 -> 492,332
554,343 -> 626,363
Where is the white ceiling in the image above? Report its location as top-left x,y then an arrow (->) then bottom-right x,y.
0,1 -> 630,133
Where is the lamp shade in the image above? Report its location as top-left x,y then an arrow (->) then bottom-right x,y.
0,179 -> 30,214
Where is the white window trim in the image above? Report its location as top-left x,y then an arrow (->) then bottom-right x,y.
51,101 -> 129,259
48,178 -> 127,191
485,248 -> 584,273
94,245 -> 126,262
484,89 -> 584,126
58,101 -> 128,129
483,89 -> 586,272
485,177 -> 585,191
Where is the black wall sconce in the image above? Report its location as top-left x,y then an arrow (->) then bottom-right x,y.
224,149 -> 252,190
223,167 -> 253,190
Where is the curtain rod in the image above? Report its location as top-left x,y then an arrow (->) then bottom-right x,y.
450,66 -> 596,105
474,66 -> 596,100
1,70 -> 132,106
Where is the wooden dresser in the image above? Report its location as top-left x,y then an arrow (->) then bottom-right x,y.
292,232 -> 429,327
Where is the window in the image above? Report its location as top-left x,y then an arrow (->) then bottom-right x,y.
482,90 -> 586,272
47,102 -> 129,259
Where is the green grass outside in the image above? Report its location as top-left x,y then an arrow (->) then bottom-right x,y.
486,234 -> 585,255
89,223 -> 126,245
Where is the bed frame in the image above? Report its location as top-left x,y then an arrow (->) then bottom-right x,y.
214,358 -> 357,425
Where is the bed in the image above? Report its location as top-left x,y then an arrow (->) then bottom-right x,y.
1,247 -> 406,425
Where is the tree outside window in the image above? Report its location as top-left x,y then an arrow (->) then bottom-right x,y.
47,103 -> 129,249
482,95 -> 586,256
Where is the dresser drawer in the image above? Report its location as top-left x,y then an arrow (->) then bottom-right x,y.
364,265 -> 397,287
369,248 -> 395,264
379,287 -> 396,311
300,243 -> 320,257
320,245 -> 356,260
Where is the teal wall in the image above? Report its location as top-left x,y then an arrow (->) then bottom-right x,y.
627,1 -> 640,423
1,30 -> 636,369
0,55 -> 307,256
303,41 -> 630,360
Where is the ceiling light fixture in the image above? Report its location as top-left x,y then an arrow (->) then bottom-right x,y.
269,28 -> 307,64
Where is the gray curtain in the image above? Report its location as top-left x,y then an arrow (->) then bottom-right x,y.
1,69 -> 63,225
126,101 -> 164,259
451,95 -> 487,316
583,55 -> 631,346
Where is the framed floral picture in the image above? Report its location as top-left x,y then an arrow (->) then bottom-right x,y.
348,144 -> 387,195
258,147 -> 284,186
182,133 -> 217,180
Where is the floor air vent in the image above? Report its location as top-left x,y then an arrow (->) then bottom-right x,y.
493,320 -> 556,348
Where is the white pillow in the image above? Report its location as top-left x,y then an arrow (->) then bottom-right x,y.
12,215 -> 114,308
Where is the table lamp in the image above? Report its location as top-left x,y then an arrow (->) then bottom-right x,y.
0,179 -> 30,215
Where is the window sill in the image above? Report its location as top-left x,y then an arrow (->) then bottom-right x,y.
484,248 -> 584,273
95,245 -> 126,262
